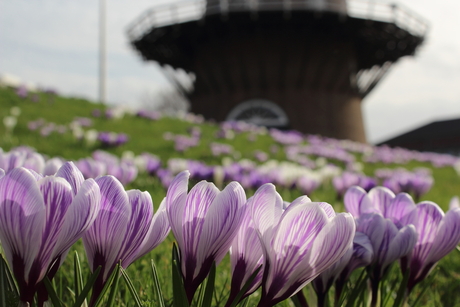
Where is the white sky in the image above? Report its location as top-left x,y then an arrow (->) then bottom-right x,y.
0,0 -> 459,144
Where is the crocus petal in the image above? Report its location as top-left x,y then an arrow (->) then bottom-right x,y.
135,198 -> 171,260
0,168 -> 45,279
230,207 -> 264,296
308,213 -> 356,276
449,196 -> 460,210
53,178 -> 101,262
269,206 -> 355,301
251,183 -> 284,248
55,161 -> 85,195
36,176 -> 74,280
83,176 -> 131,280
385,193 -> 416,225
197,181 -> 246,271
367,187 -> 395,216
166,170 -> 190,251
425,207 -> 460,265
404,202 -> 443,267
23,152 -> 45,174
344,186 -> 375,217
348,232 -> 374,272
356,214 -> 385,262
182,181 -> 219,262
383,224 -> 417,269
313,244 -> 353,295
265,202 -> 331,300
27,169 -> 44,181
120,190 -> 154,267
0,168 -> 4,179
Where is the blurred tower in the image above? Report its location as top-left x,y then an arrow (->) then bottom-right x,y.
127,0 -> 427,142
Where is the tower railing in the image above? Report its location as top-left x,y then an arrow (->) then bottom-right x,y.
126,0 -> 428,42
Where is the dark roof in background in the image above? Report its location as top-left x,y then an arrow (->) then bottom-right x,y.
377,118 -> 460,155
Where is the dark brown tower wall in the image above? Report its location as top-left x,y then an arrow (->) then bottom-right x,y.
188,26 -> 367,142
129,3 -> 426,144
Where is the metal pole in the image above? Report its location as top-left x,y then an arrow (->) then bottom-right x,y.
99,0 -> 106,104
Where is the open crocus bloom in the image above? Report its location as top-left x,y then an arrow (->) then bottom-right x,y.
251,183 -> 355,307
165,170 -> 247,303
0,162 -> 101,305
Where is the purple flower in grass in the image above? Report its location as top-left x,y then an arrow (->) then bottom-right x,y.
225,196 -> 264,307
0,163 -> 101,306
251,184 -> 356,307
345,186 -> 418,306
82,175 -> 170,307
165,170 -> 247,303
384,194 -> 460,293
356,213 -> 416,288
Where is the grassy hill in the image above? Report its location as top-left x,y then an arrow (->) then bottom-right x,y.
2,85 -> 460,306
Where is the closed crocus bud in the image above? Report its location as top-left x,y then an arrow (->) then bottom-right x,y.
387,195 -> 460,293
355,212 -> 417,307
165,170 -> 247,303
0,162 -> 101,306
83,175 -> 170,307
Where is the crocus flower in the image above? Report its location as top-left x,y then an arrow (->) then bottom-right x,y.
251,183 -> 356,307
344,186 -> 418,306
82,175 -> 170,306
165,170 -> 247,303
0,162 -> 101,306
385,194 -> 460,293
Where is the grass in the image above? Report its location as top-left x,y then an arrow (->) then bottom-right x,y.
1,85 -> 460,306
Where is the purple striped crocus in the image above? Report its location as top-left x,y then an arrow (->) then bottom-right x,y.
82,175 -> 170,306
251,184 -> 355,307
345,186 -> 418,306
165,170 -> 247,303
0,162 -> 101,306
385,194 -> 460,293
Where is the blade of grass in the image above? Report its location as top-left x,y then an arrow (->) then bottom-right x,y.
172,243 -> 190,307
73,252 -> 83,299
92,264 -> 120,307
200,262 -> 216,307
393,268 -> 410,307
72,266 -> 101,307
43,277 -> 64,307
411,269 -> 438,307
0,253 -> 18,297
120,267 -> 143,307
344,269 -> 369,307
150,260 -> 166,307
0,255 -> 8,307
105,263 -> 121,307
